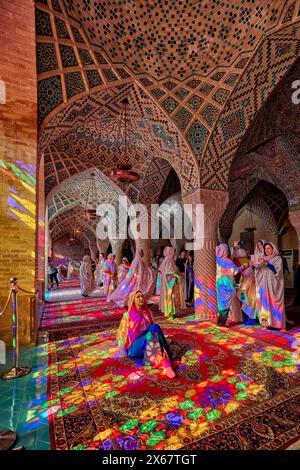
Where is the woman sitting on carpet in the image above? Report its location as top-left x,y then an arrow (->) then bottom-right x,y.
116,290 -> 176,378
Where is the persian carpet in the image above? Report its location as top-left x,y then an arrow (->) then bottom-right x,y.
40,297 -> 126,331
46,320 -> 300,450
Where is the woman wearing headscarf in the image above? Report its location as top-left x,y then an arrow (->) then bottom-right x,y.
159,246 -> 185,318
80,255 -> 96,297
185,253 -> 194,307
116,291 -> 176,378
107,249 -> 155,306
117,257 -> 130,284
104,254 -> 118,298
251,242 -> 286,330
216,244 -> 249,326
67,260 -> 74,280
233,247 -> 258,325
95,253 -> 106,287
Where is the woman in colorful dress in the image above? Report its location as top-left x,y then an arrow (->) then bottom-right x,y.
107,249 -> 155,307
116,290 -> 176,378
159,246 -> 185,318
95,253 -> 106,287
104,254 -> 118,298
216,244 -> 249,326
117,257 -> 130,284
232,248 -> 258,325
250,242 -> 286,330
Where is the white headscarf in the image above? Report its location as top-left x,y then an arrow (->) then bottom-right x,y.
216,243 -> 229,258
254,240 -> 266,255
159,246 -> 177,275
263,242 -> 280,262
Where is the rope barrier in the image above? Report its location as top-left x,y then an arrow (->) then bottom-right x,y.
1,277 -> 32,380
17,286 -> 37,295
0,288 -> 12,318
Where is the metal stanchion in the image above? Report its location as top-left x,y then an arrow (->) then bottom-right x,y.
0,430 -> 17,450
1,277 -> 31,380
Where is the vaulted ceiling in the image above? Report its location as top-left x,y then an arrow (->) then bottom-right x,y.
36,0 -> 300,242
36,0 -> 300,194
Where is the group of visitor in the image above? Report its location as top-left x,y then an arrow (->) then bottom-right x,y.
216,240 -> 287,330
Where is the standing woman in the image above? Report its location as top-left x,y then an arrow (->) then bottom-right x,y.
67,260 -> 74,280
80,255 -> 96,297
116,291 -> 176,378
117,257 -> 130,284
251,242 -> 286,330
104,254 -> 118,298
159,246 -> 185,318
107,249 -> 154,306
185,254 -> 194,307
96,253 -> 106,287
216,244 -> 248,326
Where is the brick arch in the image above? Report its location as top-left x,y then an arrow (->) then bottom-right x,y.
39,82 -> 200,197
219,139 -> 295,240
200,22 -> 300,190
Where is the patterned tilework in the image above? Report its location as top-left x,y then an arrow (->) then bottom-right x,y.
187,95 -> 204,111
36,9 -> 53,36
219,109 -> 247,142
235,57 -> 249,69
59,44 -> 78,67
173,107 -> 193,131
78,48 -> 94,65
175,88 -> 190,100
116,68 -> 131,79
86,70 -> 103,88
65,72 -> 85,99
150,88 -> 166,99
139,78 -> 153,87
186,79 -> 201,89
71,26 -> 85,43
212,88 -> 230,105
283,2 -> 296,23
224,73 -> 239,85
161,96 -> 179,114
163,81 -> 177,90
102,68 -> 118,82
62,0 -> 285,81
36,43 -> 58,74
187,120 -> 210,160
38,76 -> 63,125
94,51 -> 108,64
198,83 -> 214,96
55,17 -> 70,39
201,24 -> 300,190
200,103 -> 219,127
52,0 -> 62,12
211,72 -> 226,81
39,83 -> 200,196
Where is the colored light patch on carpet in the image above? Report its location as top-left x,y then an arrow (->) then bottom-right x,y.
47,321 -> 300,450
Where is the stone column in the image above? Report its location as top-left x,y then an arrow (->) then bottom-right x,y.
110,239 -> 124,265
183,188 -> 228,320
135,238 -> 151,266
97,238 -> 109,257
289,210 -> 300,264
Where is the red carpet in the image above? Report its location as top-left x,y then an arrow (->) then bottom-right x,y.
40,297 -> 125,330
46,319 -> 300,450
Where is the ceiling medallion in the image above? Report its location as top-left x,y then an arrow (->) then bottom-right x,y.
111,97 -> 140,184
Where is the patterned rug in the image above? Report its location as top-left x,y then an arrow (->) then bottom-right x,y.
46,320 -> 300,450
40,297 -> 126,330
